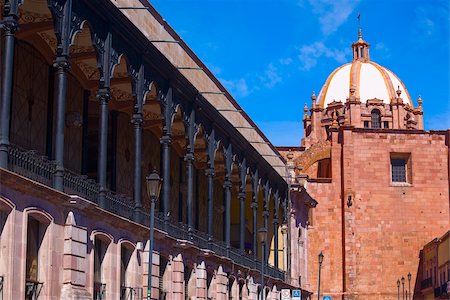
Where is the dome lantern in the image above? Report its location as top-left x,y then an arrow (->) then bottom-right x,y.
352,13 -> 370,62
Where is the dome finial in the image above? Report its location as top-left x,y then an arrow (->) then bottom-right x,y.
417,95 -> 423,106
396,86 -> 402,97
358,12 -> 362,39
311,91 -> 317,104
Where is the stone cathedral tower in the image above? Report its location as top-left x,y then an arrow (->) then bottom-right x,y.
279,29 -> 450,300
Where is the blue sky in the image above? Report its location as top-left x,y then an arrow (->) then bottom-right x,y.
151,0 -> 449,146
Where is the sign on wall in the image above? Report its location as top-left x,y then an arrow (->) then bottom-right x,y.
323,296 -> 332,300
292,289 -> 301,300
281,289 -> 291,300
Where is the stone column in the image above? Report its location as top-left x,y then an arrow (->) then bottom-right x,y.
224,178 -> 232,251
185,151 -> 194,237
0,18 -> 18,168
97,89 -> 110,208
206,167 -> 215,243
53,56 -> 70,191
161,134 -> 171,230
273,216 -> 279,269
132,112 -> 143,221
251,201 -> 258,258
239,191 -> 246,254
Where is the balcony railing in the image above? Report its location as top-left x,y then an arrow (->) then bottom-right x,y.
120,286 -> 142,300
0,276 -> 3,300
434,283 -> 448,298
25,280 -> 43,300
421,277 -> 432,289
6,145 -> 285,281
94,282 -> 106,300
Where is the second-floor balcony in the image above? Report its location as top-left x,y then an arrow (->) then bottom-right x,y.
6,144 -> 285,281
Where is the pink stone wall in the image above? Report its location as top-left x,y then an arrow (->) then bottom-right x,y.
305,129 -> 450,300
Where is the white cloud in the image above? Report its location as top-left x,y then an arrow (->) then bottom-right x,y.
298,41 -> 349,70
279,57 -> 293,65
208,64 -> 222,75
220,78 -> 249,98
373,42 -> 391,59
415,4 -> 448,38
260,63 -> 282,88
307,0 -> 360,35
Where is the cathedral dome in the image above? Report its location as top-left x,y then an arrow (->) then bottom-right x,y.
317,33 -> 413,108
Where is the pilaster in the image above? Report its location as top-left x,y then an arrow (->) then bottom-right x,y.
61,212 -> 91,299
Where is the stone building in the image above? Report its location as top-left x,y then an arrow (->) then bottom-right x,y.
0,0 -> 313,299
418,230 -> 449,299
279,28 -> 450,299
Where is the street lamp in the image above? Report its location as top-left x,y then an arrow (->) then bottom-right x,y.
258,227 -> 267,300
401,276 -> 405,300
407,272 -> 411,300
317,251 -> 324,300
146,169 -> 162,300
397,279 -> 400,300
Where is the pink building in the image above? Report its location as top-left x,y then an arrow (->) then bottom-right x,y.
279,29 -> 450,299
0,0 -> 312,299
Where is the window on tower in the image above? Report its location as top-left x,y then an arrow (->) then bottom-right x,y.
390,153 -> 412,184
371,109 -> 381,128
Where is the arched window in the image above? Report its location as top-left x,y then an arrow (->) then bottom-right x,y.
371,109 -> 381,129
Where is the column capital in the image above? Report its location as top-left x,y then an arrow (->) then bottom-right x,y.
223,179 -> 232,189
0,18 -> 18,34
205,168 -> 215,177
238,192 -> 246,200
160,134 -> 172,145
251,202 -> 258,209
131,113 -> 143,125
184,152 -> 195,162
96,87 -> 111,103
263,211 -> 269,217
53,56 -> 71,72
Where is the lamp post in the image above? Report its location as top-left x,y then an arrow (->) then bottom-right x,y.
317,251 -> 324,300
407,272 -> 411,300
258,227 -> 267,300
401,276 -> 405,300
397,279 -> 400,300
146,169 -> 162,300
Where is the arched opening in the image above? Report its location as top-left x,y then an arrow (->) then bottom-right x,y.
119,241 -> 136,299
230,160 -> 240,249
24,210 -> 52,300
193,125 -> 208,233
93,234 -> 111,299
214,142 -> 226,241
159,256 -> 169,299
0,198 -> 14,293
371,109 -> 381,129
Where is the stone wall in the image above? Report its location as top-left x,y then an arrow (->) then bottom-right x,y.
305,128 -> 450,300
